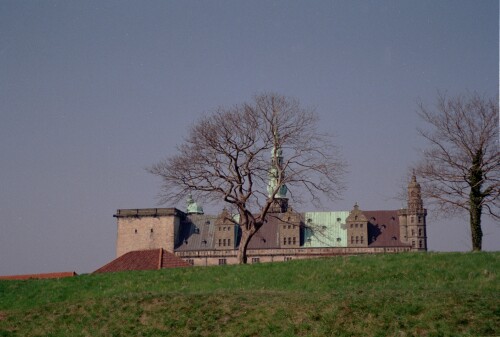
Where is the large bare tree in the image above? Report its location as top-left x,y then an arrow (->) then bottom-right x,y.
414,92 -> 499,251
149,93 -> 346,263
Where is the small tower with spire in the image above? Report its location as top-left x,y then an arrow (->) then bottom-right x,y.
398,175 -> 427,251
186,194 -> 204,215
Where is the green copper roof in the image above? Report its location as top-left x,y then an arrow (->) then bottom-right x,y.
186,194 -> 204,214
303,211 -> 350,248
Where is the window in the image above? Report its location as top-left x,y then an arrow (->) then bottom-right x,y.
218,259 -> 227,265
283,237 -> 287,245
134,229 -> 137,234
186,259 -> 194,266
284,256 -> 293,261
223,239 -> 226,246
288,237 -> 292,245
150,228 -> 153,233
412,240 -> 415,247
418,216 -> 422,223
418,228 -> 422,236
350,224 -> 353,228
219,226 -> 221,231
218,239 -> 222,247
356,236 -> 359,244
419,240 -> 423,248
228,239 -> 231,246
355,223 -> 358,228
351,236 -> 354,244
251,257 -> 260,263
360,223 -> 363,228
360,236 -> 364,244
292,237 -> 296,245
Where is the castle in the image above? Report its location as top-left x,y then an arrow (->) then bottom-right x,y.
108,140 -> 427,268
111,174 -> 427,267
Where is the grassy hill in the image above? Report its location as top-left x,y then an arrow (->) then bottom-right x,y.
0,252 -> 498,336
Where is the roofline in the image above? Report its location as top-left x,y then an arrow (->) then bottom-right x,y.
113,208 -> 185,218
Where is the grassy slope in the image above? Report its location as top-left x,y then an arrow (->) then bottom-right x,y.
0,252 -> 498,337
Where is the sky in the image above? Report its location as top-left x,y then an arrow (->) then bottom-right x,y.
0,0 -> 498,275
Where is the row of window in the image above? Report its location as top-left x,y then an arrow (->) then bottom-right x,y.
282,225 -> 297,229
411,228 -> 425,236
349,223 -> 364,228
218,238 -> 232,247
410,216 -> 423,223
350,236 -> 364,244
218,226 -> 232,231
411,240 -> 425,248
283,237 -> 297,245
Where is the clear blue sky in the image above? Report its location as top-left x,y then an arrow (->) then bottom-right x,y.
0,0 -> 498,275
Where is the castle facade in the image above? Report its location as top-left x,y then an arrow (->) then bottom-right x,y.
112,175 -> 427,266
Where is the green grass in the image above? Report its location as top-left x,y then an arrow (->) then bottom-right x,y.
0,252 -> 498,336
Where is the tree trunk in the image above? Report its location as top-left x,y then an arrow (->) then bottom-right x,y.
469,150 -> 483,251
237,228 -> 256,264
469,206 -> 482,251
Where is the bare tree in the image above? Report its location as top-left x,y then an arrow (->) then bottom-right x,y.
149,93 -> 346,263
414,92 -> 499,251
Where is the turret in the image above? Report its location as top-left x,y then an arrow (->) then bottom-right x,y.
186,194 -> 204,215
399,175 -> 427,251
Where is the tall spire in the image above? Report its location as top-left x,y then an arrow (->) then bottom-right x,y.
267,126 -> 288,212
267,132 -> 287,199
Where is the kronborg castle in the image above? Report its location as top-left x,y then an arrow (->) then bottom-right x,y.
96,147 -> 427,272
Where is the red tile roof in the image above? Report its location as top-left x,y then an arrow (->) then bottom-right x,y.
93,249 -> 190,273
0,272 -> 77,280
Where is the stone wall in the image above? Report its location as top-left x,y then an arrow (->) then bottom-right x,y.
176,246 -> 411,266
115,208 -> 181,257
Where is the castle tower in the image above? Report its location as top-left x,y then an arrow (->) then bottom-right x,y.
267,135 -> 288,213
398,175 -> 427,251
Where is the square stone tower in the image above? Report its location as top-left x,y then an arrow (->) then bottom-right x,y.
114,208 -> 183,257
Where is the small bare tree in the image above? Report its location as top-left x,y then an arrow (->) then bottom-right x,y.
149,93 -> 346,263
414,92 -> 499,251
